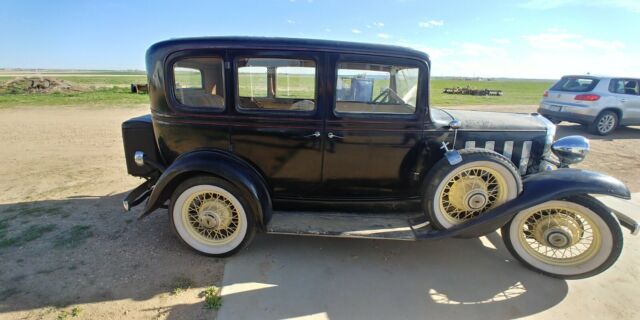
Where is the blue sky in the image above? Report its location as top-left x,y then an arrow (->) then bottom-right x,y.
1,0 -> 638,78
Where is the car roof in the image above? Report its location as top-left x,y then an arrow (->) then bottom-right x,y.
561,75 -> 638,80
147,36 -> 430,62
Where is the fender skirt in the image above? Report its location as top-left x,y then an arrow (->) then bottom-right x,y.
139,150 -> 272,226
416,168 -> 630,240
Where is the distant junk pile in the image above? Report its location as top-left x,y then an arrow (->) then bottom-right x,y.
442,86 -> 503,96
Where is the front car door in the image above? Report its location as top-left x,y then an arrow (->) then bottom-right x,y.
320,53 -> 428,199
228,50 -> 325,198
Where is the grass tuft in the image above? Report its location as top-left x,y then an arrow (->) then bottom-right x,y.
171,277 -> 195,295
201,286 -> 223,310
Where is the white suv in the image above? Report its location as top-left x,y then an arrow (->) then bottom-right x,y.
538,75 -> 640,135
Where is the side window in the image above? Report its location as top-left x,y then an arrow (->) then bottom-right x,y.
236,58 -> 316,112
336,62 -> 419,115
610,79 -> 640,95
173,57 -> 225,109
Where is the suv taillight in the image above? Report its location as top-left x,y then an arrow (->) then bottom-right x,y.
543,91 -> 548,97
574,94 -> 600,101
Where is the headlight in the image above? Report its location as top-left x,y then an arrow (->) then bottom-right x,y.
551,135 -> 590,165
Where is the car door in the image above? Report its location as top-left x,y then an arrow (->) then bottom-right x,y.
608,78 -> 640,124
228,50 -> 325,197
319,53 -> 427,199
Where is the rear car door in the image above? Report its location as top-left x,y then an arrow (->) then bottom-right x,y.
609,78 -> 640,124
228,50 -> 325,197
320,53 -> 427,199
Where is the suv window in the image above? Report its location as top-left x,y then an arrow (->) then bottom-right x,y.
236,58 -> 316,112
610,79 -> 640,95
551,76 -> 599,92
335,62 -> 419,114
173,57 -> 225,109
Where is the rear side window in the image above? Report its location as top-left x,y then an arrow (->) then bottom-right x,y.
236,58 -> 316,112
551,77 -> 599,92
335,62 -> 419,115
173,57 -> 225,109
609,79 -> 640,95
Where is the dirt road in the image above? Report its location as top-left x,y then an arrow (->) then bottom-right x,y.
0,105 -> 638,319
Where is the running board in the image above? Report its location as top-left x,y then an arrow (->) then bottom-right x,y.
266,211 -> 432,241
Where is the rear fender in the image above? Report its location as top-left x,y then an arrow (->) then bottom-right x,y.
427,169 -> 630,239
141,150 -> 272,227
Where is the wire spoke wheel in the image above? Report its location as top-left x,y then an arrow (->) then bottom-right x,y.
425,150 -> 521,230
183,190 -> 241,245
171,179 -> 251,256
439,166 -> 510,225
518,206 -> 600,266
503,196 -> 622,279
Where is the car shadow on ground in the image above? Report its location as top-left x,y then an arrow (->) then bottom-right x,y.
556,123 -> 640,140
0,194 -> 568,319
0,194 -> 225,319
216,232 -> 568,319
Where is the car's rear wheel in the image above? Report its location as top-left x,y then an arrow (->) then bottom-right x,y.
170,176 -> 255,257
502,195 -> 622,279
423,149 -> 522,229
589,111 -> 618,135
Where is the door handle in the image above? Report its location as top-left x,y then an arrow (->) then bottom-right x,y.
304,131 -> 321,138
327,132 -> 343,139
620,98 -> 628,102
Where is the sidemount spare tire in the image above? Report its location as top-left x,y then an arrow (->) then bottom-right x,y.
423,148 -> 523,230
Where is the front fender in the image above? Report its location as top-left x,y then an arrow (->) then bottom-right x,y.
420,169 -> 630,239
141,150 -> 272,226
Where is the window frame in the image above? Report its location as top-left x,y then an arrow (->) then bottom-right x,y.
165,50 -> 228,114
332,54 -> 425,120
232,53 -> 320,116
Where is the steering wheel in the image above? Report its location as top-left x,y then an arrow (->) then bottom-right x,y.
372,88 -> 403,104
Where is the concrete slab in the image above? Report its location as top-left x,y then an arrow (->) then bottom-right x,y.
218,196 -> 640,320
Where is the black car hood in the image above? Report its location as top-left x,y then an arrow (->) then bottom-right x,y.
431,108 -> 547,131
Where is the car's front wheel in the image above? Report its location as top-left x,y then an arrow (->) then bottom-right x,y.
170,176 -> 255,257
502,195 -> 623,279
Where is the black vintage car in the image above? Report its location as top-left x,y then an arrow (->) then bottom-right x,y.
122,37 -> 638,279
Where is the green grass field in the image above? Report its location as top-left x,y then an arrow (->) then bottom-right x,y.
0,72 -> 553,108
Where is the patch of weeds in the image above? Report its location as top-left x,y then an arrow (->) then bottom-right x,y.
171,277 -> 195,295
0,224 -> 57,249
0,287 -> 20,301
53,225 -> 93,249
56,306 -> 82,320
200,286 -> 223,310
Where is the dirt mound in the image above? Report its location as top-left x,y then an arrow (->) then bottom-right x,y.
0,77 -> 85,94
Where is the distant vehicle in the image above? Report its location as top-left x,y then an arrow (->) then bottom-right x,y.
539,75 -> 640,135
121,37 -> 637,279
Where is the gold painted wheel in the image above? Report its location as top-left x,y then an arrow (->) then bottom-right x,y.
182,190 -> 242,246
504,196 -> 622,278
516,202 -> 601,266
171,181 -> 250,256
439,166 -> 510,225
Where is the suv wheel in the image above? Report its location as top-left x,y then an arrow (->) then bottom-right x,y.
589,111 -> 618,136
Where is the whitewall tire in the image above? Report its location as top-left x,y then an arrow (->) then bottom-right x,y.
170,177 -> 255,257
502,195 -> 623,279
